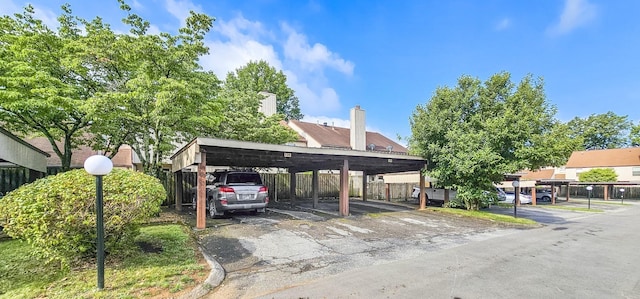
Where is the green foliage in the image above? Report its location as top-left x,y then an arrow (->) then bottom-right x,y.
201,89 -> 299,143
578,168 -> 618,182
630,122 -> 640,147
0,169 -> 165,267
0,224 -> 205,298
0,4 -> 94,171
85,3 -> 220,178
568,112 -> 632,150
225,60 -> 303,120
410,72 -> 577,210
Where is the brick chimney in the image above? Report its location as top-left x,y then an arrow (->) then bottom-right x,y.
350,105 -> 366,151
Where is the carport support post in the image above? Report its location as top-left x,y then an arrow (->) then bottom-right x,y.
196,151 -> 206,230
362,171 -> 367,202
312,170 -> 319,208
419,172 -> 426,210
289,170 -> 297,206
175,171 -> 183,212
531,188 -> 537,206
339,159 -> 350,216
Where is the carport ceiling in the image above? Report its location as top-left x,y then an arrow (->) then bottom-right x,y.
171,137 -> 426,174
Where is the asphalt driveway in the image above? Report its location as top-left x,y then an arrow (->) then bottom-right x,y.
193,200 -> 528,298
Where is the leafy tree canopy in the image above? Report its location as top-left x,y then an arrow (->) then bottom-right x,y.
225,60 -> 303,120
630,122 -> 640,147
0,4 -> 95,171
578,168 -> 617,182
410,72 -> 579,210
1,1 -> 298,177
567,111 -> 632,150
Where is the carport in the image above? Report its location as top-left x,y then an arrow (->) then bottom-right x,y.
0,127 -> 50,193
171,137 -> 427,229
534,179 -> 574,205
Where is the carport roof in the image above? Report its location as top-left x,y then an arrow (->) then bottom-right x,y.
171,137 -> 426,174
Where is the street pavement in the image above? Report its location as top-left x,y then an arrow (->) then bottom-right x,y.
258,202 -> 640,298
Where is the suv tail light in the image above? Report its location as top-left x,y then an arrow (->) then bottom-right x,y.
259,186 -> 268,193
219,186 -> 235,193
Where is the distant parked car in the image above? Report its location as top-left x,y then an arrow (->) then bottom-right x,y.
535,189 -> 553,202
190,170 -> 269,218
502,192 -> 533,204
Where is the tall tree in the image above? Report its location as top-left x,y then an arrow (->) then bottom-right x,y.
87,1 -> 220,177
567,112 -> 632,150
224,60 -> 303,120
200,88 -> 299,143
0,5 -> 96,171
88,2 -> 297,177
410,72 -> 578,210
630,122 -> 640,147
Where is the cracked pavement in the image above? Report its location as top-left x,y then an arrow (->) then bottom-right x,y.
195,200 -> 526,298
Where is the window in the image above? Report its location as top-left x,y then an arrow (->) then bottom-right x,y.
633,167 -> 640,177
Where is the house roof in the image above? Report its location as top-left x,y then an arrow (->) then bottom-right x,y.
279,120 -> 307,144
25,137 -> 133,168
289,120 -> 407,153
521,169 -> 556,180
565,147 -> 640,168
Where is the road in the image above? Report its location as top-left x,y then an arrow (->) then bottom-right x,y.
259,203 -> 640,298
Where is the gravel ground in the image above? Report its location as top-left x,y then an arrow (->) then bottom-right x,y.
186,199 -> 529,299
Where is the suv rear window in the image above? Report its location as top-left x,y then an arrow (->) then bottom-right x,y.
226,172 -> 263,185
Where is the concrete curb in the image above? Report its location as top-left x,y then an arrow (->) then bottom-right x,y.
180,246 -> 225,299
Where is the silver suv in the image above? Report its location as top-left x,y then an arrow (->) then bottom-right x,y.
191,170 -> 269,218
535,189 -> 553,202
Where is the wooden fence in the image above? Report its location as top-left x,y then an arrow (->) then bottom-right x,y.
561,185 -> 640,200
171,172 -> 418,206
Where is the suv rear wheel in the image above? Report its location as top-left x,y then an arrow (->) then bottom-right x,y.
209,199 -> 224,218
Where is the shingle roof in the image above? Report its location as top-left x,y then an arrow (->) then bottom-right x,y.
521,169 -> 556,180
25,137 -> 133,168
289,120 -> 407,153
565,147 -> 640,168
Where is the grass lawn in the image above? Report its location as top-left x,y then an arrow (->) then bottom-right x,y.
0,224 -> 208,299
425,207 -> 538,225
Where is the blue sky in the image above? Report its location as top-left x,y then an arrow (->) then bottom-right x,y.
3,0 -> 639,143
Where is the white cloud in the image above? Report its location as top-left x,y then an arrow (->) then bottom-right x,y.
547,0 -> 597,36
200,15 -> 281,78
165,0 -> 202,27
34,5 -> 59,29
194,12 -> 353,115
1,1 -> 59,30
282,23 -> 354,75
131,0 -> 144,10
147,24 -> 162,35
0,0 -> 20,16
495,18 -> 511,31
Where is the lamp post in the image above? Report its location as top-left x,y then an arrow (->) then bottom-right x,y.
84,155 -> 113,290
512,180 -> 520,218
586,185 -> 593,209
620,188 -> 625,204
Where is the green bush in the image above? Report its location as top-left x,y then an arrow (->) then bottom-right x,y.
0,169 -> 165,267
579,168 -> 618,182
